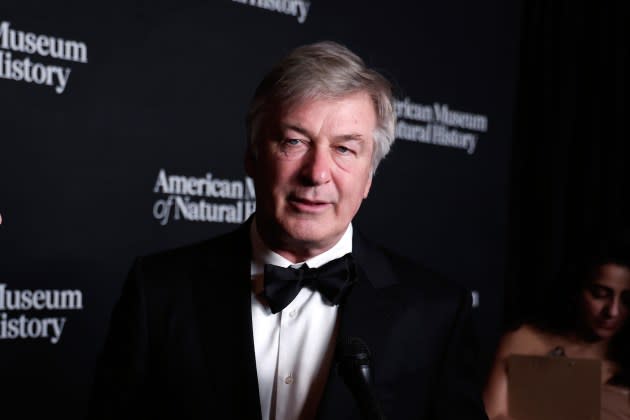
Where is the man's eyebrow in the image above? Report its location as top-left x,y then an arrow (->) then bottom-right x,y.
282,124 -> 312,137
334,133 -> 366,141
282,125 -> 366,142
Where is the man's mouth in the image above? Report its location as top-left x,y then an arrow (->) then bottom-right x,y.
287,195 -> 332,213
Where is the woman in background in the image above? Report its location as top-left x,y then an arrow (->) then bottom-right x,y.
483,242 -> 630,419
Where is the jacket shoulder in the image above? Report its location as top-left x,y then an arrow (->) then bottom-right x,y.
124,226 -> 248,296
138,226 -> 246,272
355,231 -> 471,305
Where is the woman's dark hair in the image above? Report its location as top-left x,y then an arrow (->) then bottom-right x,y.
527,237 -> 630,327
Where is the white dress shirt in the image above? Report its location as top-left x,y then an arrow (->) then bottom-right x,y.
250,219 -> 353,420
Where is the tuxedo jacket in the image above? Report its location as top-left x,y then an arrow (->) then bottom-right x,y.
88,223 -> 488,420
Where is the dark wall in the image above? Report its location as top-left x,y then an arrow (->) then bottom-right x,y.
0,1 -> 520,417
507,1 -> 629,328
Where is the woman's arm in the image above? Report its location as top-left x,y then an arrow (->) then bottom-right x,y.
483,325 -> 541,419
483,337 -> 511,419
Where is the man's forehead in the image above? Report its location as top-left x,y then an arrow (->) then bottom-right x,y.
277,93 -> 375,125
277,90 -> 373,114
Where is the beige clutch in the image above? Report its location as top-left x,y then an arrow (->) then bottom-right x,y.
507,354 -> 601,420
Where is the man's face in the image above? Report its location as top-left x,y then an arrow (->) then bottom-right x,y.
247,91 -> 375,261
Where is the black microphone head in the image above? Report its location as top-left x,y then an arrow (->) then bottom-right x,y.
338,336 -> 371,363
337,337 -> 386,419
337,336 -> 373,385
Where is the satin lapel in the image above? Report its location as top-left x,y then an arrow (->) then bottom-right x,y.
316,232 -> 398,419
192,224 -> 262,420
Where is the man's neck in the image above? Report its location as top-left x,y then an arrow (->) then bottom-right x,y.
250,217 -> 353,267
269,241 -> 337,264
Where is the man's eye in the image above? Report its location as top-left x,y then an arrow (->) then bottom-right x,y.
337,146 -> 352,154
283,139 -> 301,146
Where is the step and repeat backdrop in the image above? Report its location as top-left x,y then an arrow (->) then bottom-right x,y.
0,1 -> 520,417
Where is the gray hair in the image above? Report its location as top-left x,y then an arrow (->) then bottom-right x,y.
246,41 -> 396,172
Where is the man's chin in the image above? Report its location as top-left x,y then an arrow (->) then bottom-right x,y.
279,221 -> 341,250
284,228 -> 330,247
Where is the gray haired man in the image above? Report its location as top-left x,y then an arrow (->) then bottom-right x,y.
89,41 -> 488,420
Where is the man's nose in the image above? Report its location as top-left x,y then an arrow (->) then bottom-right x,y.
300,147 -> 331,185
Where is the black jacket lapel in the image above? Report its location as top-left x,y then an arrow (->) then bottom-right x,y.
316,231 -> 399,419
192,223 -> 262,420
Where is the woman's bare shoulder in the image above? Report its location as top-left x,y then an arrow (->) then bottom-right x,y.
496,324 -> 554,357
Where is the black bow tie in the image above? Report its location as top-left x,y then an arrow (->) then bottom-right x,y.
262,253 -> 357,314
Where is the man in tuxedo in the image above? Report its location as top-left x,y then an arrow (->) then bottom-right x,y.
89,41 -> 488,419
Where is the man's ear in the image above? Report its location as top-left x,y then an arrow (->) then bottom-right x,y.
362,172 -> 373,199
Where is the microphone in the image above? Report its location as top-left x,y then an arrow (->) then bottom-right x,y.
337,336 -> 387,420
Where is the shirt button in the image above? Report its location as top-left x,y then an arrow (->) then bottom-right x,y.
289,310 -> 297,318
284,375 -> 294,384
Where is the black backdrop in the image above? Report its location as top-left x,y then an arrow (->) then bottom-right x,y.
507,1 -> 630,328
0,1 -> 520,417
